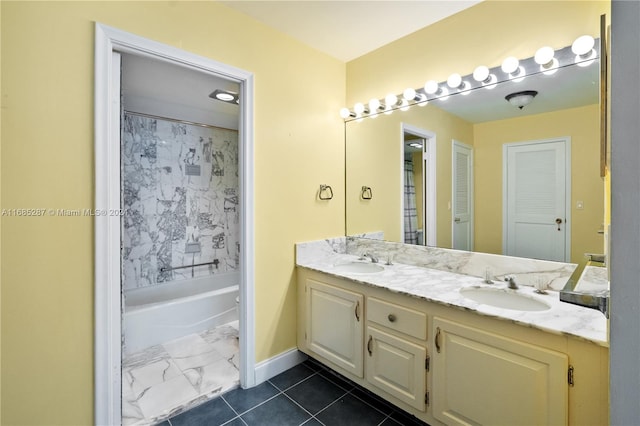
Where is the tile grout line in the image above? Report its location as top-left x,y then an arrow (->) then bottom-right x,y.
222,385 -> 286,418
268,369 -> 318,393
280,387 -> 332,424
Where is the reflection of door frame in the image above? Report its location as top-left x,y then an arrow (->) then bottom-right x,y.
95,24 -> 255,424
502,137 -> 571,261
400,123 -> 436,246
452,140 -> 474,251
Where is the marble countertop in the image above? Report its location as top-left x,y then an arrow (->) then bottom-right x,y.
574,265 -> 609,293
297,251 -> 608,348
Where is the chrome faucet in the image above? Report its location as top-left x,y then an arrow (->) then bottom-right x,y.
505,276 -> 518,289
361,252 -> 379,263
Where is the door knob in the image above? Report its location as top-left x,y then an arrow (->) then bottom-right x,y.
556,218 -> 563,231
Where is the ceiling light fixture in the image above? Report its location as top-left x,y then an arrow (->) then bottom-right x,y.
209,89 -> 239,104
505,90 -> 538,110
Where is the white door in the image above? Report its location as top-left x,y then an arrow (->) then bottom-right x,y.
452,141 -> 473,251
504,138 -> 570,261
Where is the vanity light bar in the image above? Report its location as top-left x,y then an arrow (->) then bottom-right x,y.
340,35 -> 598,121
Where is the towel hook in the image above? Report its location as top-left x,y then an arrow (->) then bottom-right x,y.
361,186 -> 373,200
319,184 -> 334,200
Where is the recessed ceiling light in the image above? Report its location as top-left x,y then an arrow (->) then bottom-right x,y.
209,89 -> 239,104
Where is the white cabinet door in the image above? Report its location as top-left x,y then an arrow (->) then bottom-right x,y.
366,326 -> 427,411
432,317 -> 568,426
306,279 -> 364,377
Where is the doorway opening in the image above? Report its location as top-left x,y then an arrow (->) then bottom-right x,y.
95,23 -> 255,426
401,124 -> 436,246
119,52 -> 243,424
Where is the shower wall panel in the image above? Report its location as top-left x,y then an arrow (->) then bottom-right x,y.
121,113 -> 239,290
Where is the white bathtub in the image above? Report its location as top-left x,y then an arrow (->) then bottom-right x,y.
123,272 -> 239,355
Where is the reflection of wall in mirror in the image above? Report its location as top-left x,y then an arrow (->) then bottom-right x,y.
474,104 -> 602,264
345,104 -> 473,247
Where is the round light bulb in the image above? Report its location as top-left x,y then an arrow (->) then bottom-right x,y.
447,73 -> 462,89
534,46 -> 555,65
501,56 -> 520,74
385,94 -> 398,107
424,80 -> 439,95
473,66 -> 490,82
542,57 -> 560,75
572,35 -> 595,56
216,93 -> 235,102
339,108 -> 351,119
400,99 -> 410,112
403,88 -> 417,101
369,98 -> 381,111
354,102 -> 365,115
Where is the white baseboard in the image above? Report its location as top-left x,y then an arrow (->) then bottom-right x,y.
253,348 -> 307,386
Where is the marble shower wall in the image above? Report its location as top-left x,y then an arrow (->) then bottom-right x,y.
122,113 -> 239,290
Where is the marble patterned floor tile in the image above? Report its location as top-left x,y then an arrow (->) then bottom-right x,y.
162,334 -> 223,371
137,374 -> 200,420
122,393 -> 146,426
184,358 -> 240,395
122,322 -> 241,426
210,334 -> 240,359
200,323 -> 239,345
124,343 -> 171,369
125,358 -> 183,397
229,352 -> 241,370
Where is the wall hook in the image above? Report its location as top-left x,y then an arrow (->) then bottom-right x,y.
361,186 -> 373,200
319,184 -> 334,200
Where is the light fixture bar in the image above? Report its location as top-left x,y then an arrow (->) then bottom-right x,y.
340,36 -> 600,121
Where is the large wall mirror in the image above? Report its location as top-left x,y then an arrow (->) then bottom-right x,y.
345,45 -> 604,265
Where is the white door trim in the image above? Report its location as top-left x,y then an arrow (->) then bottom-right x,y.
94,23 -> 255,425
502,137 -> 571,261
400,123 -> 437,246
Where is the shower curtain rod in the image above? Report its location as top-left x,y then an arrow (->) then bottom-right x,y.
123,110 -> 235,131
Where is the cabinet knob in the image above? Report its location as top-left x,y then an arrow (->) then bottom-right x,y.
388,314 -> 397,322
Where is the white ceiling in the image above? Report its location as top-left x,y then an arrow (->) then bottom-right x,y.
219,0 -> 482,62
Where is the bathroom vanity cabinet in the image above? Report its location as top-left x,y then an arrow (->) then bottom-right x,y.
297,268 -> 609,426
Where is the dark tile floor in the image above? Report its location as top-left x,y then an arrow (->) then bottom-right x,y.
162,358 -> 430,426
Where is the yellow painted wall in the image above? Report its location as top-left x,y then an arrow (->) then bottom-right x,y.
345,104 -> 473,246
0,1 -> 345,424
346,1 -> 610,106
474,105 -> 603,263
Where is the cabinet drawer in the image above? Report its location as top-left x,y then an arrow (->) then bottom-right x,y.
368,297 -> 427,340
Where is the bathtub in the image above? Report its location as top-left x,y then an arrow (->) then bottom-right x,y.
123,272 -> 239,355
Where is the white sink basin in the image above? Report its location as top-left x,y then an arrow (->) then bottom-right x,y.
460,287 -> 551,312
332,261 -> 384,274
